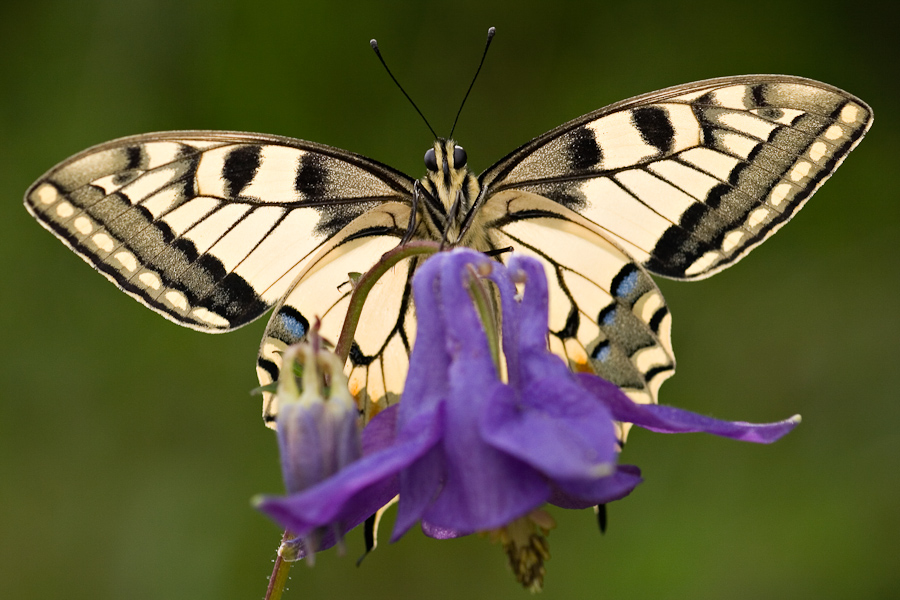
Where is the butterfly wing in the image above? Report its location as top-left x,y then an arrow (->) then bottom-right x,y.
477,76 -> 871,408
256,202 -> 418,426
482,191 -> 674,423
479,75 -> 873,280
25,130 -> 416,332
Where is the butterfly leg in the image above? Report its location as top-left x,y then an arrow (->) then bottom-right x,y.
401,181 -> 423,244
440,190 -> 464,249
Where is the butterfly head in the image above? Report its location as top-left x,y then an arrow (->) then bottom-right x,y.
424,138 -> 467,175
423,138 -> 470,191
417,138 -> 482,244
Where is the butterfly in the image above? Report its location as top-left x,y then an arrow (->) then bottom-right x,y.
25,73 -> 872,433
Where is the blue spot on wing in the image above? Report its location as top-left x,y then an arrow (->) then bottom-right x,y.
598,305 -> 617,327
277,307 -> 309,342
591,340 -> 611,362
612,268 -> 640,299
281,315 -> 307,338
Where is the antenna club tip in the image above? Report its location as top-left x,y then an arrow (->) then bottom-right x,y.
487,26 -> 496,36
370,39 -> 379,49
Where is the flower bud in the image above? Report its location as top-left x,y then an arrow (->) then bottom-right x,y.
273,341 -> 361,560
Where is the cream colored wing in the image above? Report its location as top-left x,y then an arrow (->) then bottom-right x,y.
479,75 -> 872,280
25,131 -> 415,331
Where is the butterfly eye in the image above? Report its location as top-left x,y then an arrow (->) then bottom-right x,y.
453,145 -> 467,168
424,148 -> 438,171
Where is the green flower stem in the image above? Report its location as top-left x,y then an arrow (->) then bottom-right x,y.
264,241 -> 440,600
265,530 -> 294,600
334,241 -> 440,363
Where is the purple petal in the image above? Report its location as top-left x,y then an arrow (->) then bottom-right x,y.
257,473 -> 399,548
485,258 -> 524,386
577,374 -> 801,443
332,403 -> 363,475
277,401 -> 326,493
393,442 -> 446,539
438,250 -> 497,382
421,521 -> 465,539
362,404 -> 399,455
505,255 -> 554,354
421,448 -> 548,533
423,377 -> 549,533
257,408 -> 442,537
549,465 -> 643,508
481,378 -> 619,481
401,252 -> 553,534
399,253 -> 455,425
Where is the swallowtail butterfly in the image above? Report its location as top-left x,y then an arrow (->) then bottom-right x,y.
25,72 -> 871,430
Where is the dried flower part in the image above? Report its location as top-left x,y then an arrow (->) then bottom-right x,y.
491,510 -> 556,592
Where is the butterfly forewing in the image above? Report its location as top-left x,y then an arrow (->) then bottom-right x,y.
25,131 -> 415,332
479,75 -> 872,281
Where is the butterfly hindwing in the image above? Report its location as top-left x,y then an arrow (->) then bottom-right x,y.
484,191 -> 674,419
25,131 -> 415,332
256,202 -> 416,426
480,75 -> 872,280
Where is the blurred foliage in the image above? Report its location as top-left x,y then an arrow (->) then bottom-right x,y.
1,0 -> 897,599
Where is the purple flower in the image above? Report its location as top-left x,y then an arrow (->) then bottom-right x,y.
257,248 -> 800,586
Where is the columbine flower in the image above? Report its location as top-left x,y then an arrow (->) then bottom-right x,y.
257,248 -> 800,588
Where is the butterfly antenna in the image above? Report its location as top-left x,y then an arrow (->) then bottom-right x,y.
449,26 -> 496,138
370,39 -> 437,139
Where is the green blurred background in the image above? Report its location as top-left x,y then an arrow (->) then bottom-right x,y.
1,0 -> 897,598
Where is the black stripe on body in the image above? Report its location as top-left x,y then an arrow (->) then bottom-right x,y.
648,306 -> 668,334
258,358 -> 279,383
644,364 -> 674,382
125,145 -> 143,170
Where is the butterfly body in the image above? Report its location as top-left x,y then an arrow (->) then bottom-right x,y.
25,75 -> 872,431
413,139 -> 482,246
